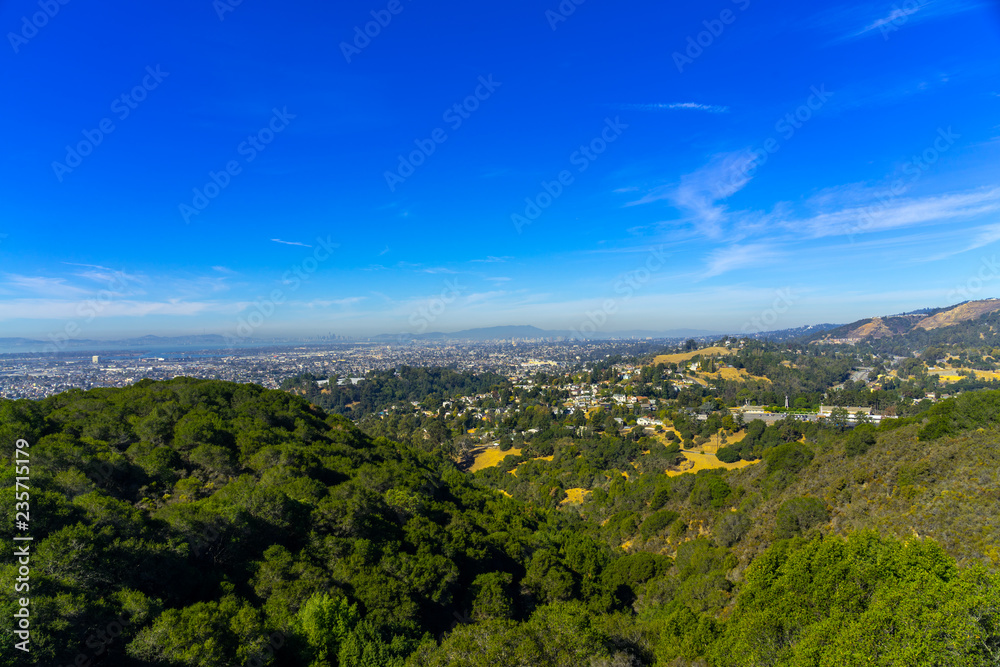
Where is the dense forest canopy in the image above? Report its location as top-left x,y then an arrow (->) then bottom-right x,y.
1,376 -> 999,665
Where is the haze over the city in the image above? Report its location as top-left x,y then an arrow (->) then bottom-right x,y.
2,0 -> 999,340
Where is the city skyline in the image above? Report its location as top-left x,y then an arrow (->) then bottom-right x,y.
2,0 -> 1000,339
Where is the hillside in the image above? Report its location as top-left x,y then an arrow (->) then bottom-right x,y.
806,299 -> 1000,344
652,346 -> 735,365
0,380 -> 630,666
2,380 -> 1000,665
916,298 -> 1000,330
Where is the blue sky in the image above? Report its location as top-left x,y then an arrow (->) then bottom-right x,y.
1,0 -> 999,340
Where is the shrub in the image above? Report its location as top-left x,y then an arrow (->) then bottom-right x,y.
715,512 -> 751,547
845,424 -> 876,457
716,446 -> 741,463
603,552 -> 672,599
641,509 -> 680,540
764,442 -> 814,476
690,474 -> 732,508
774,496 -> 828,539
669,518 -> 688,539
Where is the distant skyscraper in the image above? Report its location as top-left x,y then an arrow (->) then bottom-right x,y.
92,356 -> 100,364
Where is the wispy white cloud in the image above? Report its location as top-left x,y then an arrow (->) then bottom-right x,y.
463,290 -> 509,305
833,0 -> 986,40
302,297 -> 367,308
485,276 -> 512,283
271,238 -> 313,247
0,298 -> 217,321
702,244 -> 784,279
782,187 -> 1000,239
60,262 -> 143,287
850,2 -> 925,38
470,255 -> 512,263
922,222 -> 1000,260
627,150 -> 758,238
2,274 -> 90,298
614,102 -> 729,113
422,267 -> 458,274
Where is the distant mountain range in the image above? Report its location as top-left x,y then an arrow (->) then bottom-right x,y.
743,323 -> 841,342
0,334 -> 231,353
372,325 -> 726,342
6,299 -> 996,353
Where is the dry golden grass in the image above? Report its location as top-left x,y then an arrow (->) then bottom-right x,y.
916,300 -> 1000,330
725,430 -> 747,445
652,346 -> 734,365
470,447 -> 522,472
847,317 -> 894,339
666,449 -> 757,477
694,367 -> 772,384
560,488 -> 590,505
928,368 -> 1000,383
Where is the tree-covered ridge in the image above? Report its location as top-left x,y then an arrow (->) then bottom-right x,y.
799,304 -> 1000,356
1,379 -> 999,665
0,379 -> 632,665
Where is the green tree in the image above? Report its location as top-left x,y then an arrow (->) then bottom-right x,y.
294,592 -> 359,666
845,423 -> 876,456
471,572 -> 514,621
827,406 -> 850,431
689,474 -> 732,508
